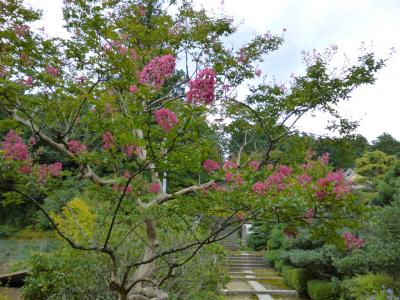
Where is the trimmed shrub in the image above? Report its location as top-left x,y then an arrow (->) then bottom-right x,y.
282,267 -> 310,296
284,245 -> 341,277
265,250 -> 280,265
333,249 -> 369,276
340,273 -> 398,300
307,280 -> 337,300
274,259 -> 284,272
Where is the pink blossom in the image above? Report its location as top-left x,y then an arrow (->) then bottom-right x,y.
221,84 -> 230,92
122,144 -> 138,157
19,164 -> 32,174
102,43 -> 112,52
22,76 -> 33,86
138,5 -> 146,16
325,171 -> 344,184
1,130 -> 29,161
277,165 -> 292,177
225,172 -> 234,182
334,184 -> 351,199
255,69 -> 262,77
130,48 -> 138,60
14,24 -> 30,38
319,152 -> 330,165
140,54 -> 176,89
249,160 -> 260,170
154,108 -> 178,132
117,43 -> 127,54
102,132 -> 115,149
186,68 -> 216,104
112,183 -> 132,194
317,177 -> 328,187
210,182 -> 219,190
38,164 -> 48,183
253,181 -> 267,195
343,232 -> 364,250
67,140 -> 87,154
236,48 -> 247,63
234,175 -> 243,185
316,190 -> 326,200
149,182 -> 161,193
47,162 -> 62,177
203,159 -> 220,173
76,76 -> 86,83
223,160 -> 238,170
298,174 -> 312,185
236,212 -> 244,222
46,66 -> 59,77
129,84 -> 138,93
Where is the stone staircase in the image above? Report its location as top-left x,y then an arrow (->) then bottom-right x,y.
218,226 -> 298,300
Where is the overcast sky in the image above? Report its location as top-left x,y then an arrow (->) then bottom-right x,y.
25,0 -> 400,142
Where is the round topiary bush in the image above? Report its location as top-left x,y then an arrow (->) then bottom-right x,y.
307,280 -> 337,300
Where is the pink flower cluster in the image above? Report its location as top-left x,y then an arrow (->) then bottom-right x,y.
149,182 -> 161,193
102,132 -> 115,149
154,108 -> 178,132
112,183 -> 132,194
343,232 -> 364,250
67,140 -> 87,154
253,181 -> 267,195
1,131 -> 29,161
139,54 -> 176,89
129,84 -> 138,93
19,164 -> 32,174
203,159 -> 220,173
14,24 -> 30,38
249,160 -> 260,170
46,66 -> 59,77
22,76 -> 33,86
37,162 -> 63,182
223,160 -> 238,170
315,170 -> 351,200
319,152 -> 330,165
265,165 -> 292,191
186,68 -> 216,104
122,144 -> 141,157
297,173 -> 312,185
236,48 -> 247,63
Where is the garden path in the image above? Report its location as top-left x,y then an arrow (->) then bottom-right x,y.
218,226 -> 300,300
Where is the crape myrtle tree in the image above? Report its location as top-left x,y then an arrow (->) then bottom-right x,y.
0,0 -> 385,299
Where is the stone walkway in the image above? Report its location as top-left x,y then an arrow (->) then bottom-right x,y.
218,227 -> 298,300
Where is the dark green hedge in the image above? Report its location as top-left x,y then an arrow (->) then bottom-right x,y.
282,267 -> 310,296
307,280 -> 337,300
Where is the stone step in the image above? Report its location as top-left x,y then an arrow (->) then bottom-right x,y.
229,262 -> 269,266
230,276 -> 281,280
229,264 -> 269,267
229,272 -> 279,276
228,266 -> 272,271
228,258 -> 266,262
220,289 -> 298,297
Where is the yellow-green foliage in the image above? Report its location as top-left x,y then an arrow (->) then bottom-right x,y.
282,267 -> 310,296
340,273 -> 398,300
51,198 -> 95,242
307,280 -> 337,300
